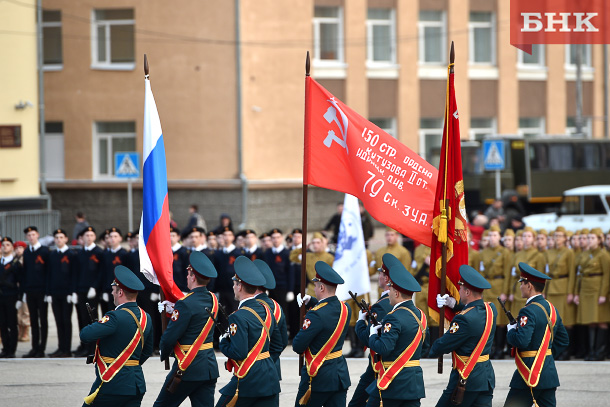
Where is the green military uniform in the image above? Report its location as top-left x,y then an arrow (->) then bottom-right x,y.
290,248 -> 334,297
374,244 -> 412,275
80,266 -> 154,407
429,265 -> 497,407
479,245 -> 511,325
545,246 -> 575,322
468,247 -> 481,271
504,263 -> 569,407
576,247 -> 610,325
154,252 -> 219,407
509,248 -> 545,317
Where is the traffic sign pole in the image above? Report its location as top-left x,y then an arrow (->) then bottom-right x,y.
495,169 -> 501,199
127,179 -> 133,231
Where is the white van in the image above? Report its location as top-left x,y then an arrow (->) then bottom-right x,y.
522,185 -> 610,232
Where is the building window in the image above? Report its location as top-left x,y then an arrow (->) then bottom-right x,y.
418,10 -> 446,64
519,117 -> 545,137
419,118 -> 444,167
566,44 -> 592,68
44,122 -> 64,180
92,9 -> 135,69
313,7 -> 343,63
566,117 -> 592,138
518,44 -> 545,67
469,12 -> 495,65
469,118 -> 496,141
93,121 -> 136,178
0,125 -> 21,148
42,10 -> 62,69
370,117 -> 396,138
366,9 -> 396,65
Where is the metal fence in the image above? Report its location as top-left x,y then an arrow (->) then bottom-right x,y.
0,210 -> 61,240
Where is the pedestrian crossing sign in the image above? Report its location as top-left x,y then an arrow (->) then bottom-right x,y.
483,140 -> 505,171
115,152 -> 140,178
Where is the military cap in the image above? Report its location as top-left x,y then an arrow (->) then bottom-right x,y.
108,227 -> 122,235
538,228 -> 548,236
23,226 -> 38,234
189,251 -> 217,278
458,265 -> 491,291
259,232 -> 269,240
515,230 -> 524,237
82,226 -> 96,235
222,227 -> 234,234
386,254 -> 421,293
269,228 -> 283,235
378,252 -> 398,274
481,230 -> 490,238
243,229 -> 257,236
125,231 -> 134,239
14,241 -> 26,249
554,226 -> 567,235
169,226 -> 180,235
488,225 -> 501,233
53,228 -> 68,237
189,226 -> 206,235
522,226 -> 537,236
503,229 -> 515,237
580,228 -> 590,235
220,213 -> 231,219
312,261 -> 344,286
312,231 -> 324,240
292,228 -> 303,234
1,237 -> 13,244
590,227 -> 604,240
112,265 -> 145,292
385,226 -> 397,233
566,230 -> 574,238
253,259 -> 276,290
518,262 -> 551,284
233,256 -> 266,287
207,231 -> 216,238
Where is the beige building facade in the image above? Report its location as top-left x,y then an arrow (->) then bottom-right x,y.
9,0 -> 607,231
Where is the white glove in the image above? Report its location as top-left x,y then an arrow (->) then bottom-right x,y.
220,332 -> 230,342
286,291 -> 295,302
369,324 -> 382,337
507,322 -> 517,333
296,293 -> 311,307
87,287 -> 96,299
15,300 -> 23,310
71,293 -> 78,304
436,294 -> 456,309
67,295 -> 72,303
150,293 -> 160,302
158,300 -> 175,314
102,293 -> 109,302
358,310 -> 367,321
22,294 -> 27,303
44,295 -> 52,304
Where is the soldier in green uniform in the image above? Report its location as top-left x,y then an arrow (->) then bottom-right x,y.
294,262 -> 351,407
153,252 -> 219,407
217,256 -> 280,407
504,263 -> 569,407
479,225 -> 511,358
365,253 -> 429,407
290,232 -> 334,297
468,229 -> 481,271
572,229 -> 588,358
80,265 -> 154,407
374,228 -> 412,277
349,254 -> 394,407
432,265 -> 497,407
509,227 -> 545,320
574,227 -> 610,361
544,227 -> 575,360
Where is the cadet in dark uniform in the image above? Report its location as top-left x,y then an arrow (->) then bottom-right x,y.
242,229 -> 263,261
22,226 -> 50,358
48,228 -> 78,357
365,254 -> 429,407
504,263 -> 569,407
217,256 -> 280,407
253,259 -> 289,381
214,227 -> 243,315
74,227 -> 105,358
349,253 -> 394,407
81,265 -> 154,407
154,252 -> 219,407
0,237 -> 21,358
431,265 -> 497,407
101,228 -> 128,314
264,228 -> 294,319
170,227 -> 190,293
294,262 -> 351,407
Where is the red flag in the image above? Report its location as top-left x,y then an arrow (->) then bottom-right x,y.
304,77 -> 437,245
428,68 -> 469,324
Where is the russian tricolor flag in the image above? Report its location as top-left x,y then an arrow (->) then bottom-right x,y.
138,76 -> 183,303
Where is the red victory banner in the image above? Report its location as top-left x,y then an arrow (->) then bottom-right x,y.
428,57 -> 469,327
510,0 -> 610,53
304,77 -> 437,246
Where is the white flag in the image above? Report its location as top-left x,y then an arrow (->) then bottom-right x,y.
334,194 -> 371,301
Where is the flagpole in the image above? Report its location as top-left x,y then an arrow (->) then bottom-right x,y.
438,41 -> 455,375
299,51 -> 311,374
144,54 -> 170,371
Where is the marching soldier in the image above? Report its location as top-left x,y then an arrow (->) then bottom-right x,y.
365,253 -> 429,407
349,254 -> 394,407
504,263 -> 569,407
253,259 -> 289,382
154,252 -> 219,407
80,265 -> 154,407
432,265 -> 497,407
294,262 -> 351,407
217,256 -> 280,407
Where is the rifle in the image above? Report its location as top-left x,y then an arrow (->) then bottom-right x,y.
497,297 -> 516,325
414,263 -> 430,285
205,307 -> 228,335
85,303 -> 97,364
348,291 -> 380,326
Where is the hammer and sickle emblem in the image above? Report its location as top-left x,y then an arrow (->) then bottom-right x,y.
323,98 -> 349,154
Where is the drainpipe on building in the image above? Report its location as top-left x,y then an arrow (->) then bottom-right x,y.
235,0 -> 248,229
37,0 -> 51,210
575,45 -> 584,138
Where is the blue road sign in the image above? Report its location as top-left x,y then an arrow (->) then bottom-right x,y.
483,140 -> 505,171
115,152 -> 140,178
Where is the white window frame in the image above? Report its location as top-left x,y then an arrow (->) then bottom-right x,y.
518,117 -> 546,138
469,118 -> 497,141
366,9 -> 397,67
42,10 -> 63,71
468,12 -> 496,66
418,11 -> 446,65
44,122 -> 64,180
517,44 -> 547,80
313,7 -> 345,68
92,122 -> 136,179
91,9 -> 136,70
